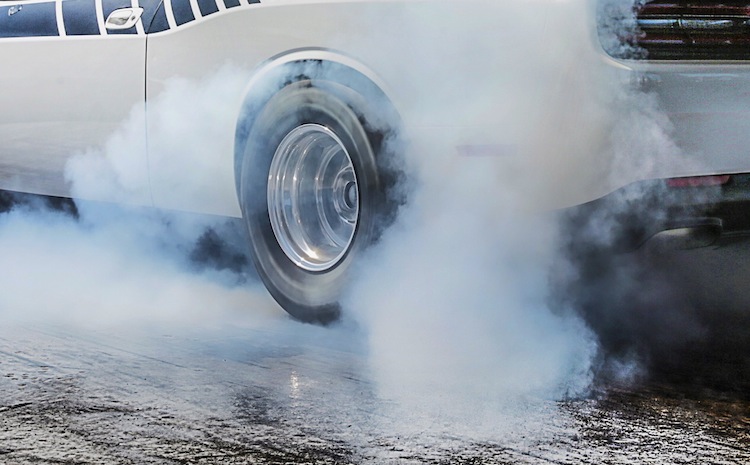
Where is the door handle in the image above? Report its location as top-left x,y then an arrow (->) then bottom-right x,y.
105,7 -> 144,30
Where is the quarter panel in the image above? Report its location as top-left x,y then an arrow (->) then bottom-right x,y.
147,0 -> 750,218
0,0 -> 155,200
0,35 -> 146,198
145,0 -> 564,216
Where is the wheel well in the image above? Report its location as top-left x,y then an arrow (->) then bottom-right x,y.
233,59 -> 401,196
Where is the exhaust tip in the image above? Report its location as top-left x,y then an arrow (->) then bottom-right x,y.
644,218 -> 723,250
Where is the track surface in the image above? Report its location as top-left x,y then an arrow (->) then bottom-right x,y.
0,315 -> 747,464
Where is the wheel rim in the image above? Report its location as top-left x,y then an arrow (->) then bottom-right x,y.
267,124 -> 359,272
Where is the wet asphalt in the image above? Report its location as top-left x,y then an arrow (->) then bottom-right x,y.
0,314 -> 747,464
0,193 -> 748,464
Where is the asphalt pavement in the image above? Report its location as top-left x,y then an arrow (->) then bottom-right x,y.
0,315 -> 747,464
0,195 -> 748,464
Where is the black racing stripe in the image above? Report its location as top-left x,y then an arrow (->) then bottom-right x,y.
147,2 -> 170,33
0,2 -> 58,38
141,0 -> 168,33
62,0 -> 100,36
102,0 -> 133,19
107,26 -> 138,35
102,0 -> 138,34
145,0 -> 262,35
107,27 -> 138,35
172,0 -> 195,26
102,0 -> 136,19
197,0 -> 218,17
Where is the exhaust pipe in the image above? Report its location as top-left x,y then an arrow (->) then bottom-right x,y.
644,217 -> 723,250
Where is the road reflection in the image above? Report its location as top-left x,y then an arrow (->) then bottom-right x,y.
0,307 -> 747,463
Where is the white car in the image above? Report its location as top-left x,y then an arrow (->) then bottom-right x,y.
1,0 -> 749,322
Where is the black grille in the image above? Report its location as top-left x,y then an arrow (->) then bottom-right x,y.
600,1 -> 750,60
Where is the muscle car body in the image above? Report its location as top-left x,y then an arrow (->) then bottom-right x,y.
2,0 -> 749,320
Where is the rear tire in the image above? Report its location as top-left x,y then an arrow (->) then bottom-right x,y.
239,78 -> 395,323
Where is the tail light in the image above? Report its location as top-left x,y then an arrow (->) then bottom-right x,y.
666,174 -> 732,187
600,1 -> 750,60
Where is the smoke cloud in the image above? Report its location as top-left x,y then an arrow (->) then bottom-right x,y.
555,0 -> 750,393
335,0 -> 641,434
339,0 -> 746,432
0,67 -> 283,330
0,199 -> 281,329
0,0 -> 744,450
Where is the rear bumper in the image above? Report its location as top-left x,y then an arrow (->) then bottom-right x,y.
556,171 -> 750,390
562,172 -> 750,253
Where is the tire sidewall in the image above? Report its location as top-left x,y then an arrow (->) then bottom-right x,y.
240,82 -> 382,323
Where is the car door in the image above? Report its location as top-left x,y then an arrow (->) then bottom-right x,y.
0,0 -> 156,200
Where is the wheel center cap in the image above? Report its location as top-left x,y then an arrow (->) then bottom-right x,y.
267,124 -> 359,272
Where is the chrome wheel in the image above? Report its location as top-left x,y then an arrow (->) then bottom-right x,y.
240,73 -> 399,323
267,124 -> 359,272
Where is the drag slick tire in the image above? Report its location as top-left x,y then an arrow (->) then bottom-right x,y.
239,76 -> 395,324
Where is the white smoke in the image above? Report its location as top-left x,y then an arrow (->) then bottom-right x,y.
0,67 -> 284,330
338,0 -> 691,435
0,203 -> 280,329
0,0 -> 698,442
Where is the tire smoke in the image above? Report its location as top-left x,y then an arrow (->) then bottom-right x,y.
335,0 -> 614,435
336,0 -> 743,436
0,2 -> 745,451
0,68 -> 283,329
555,0 -> 750,394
